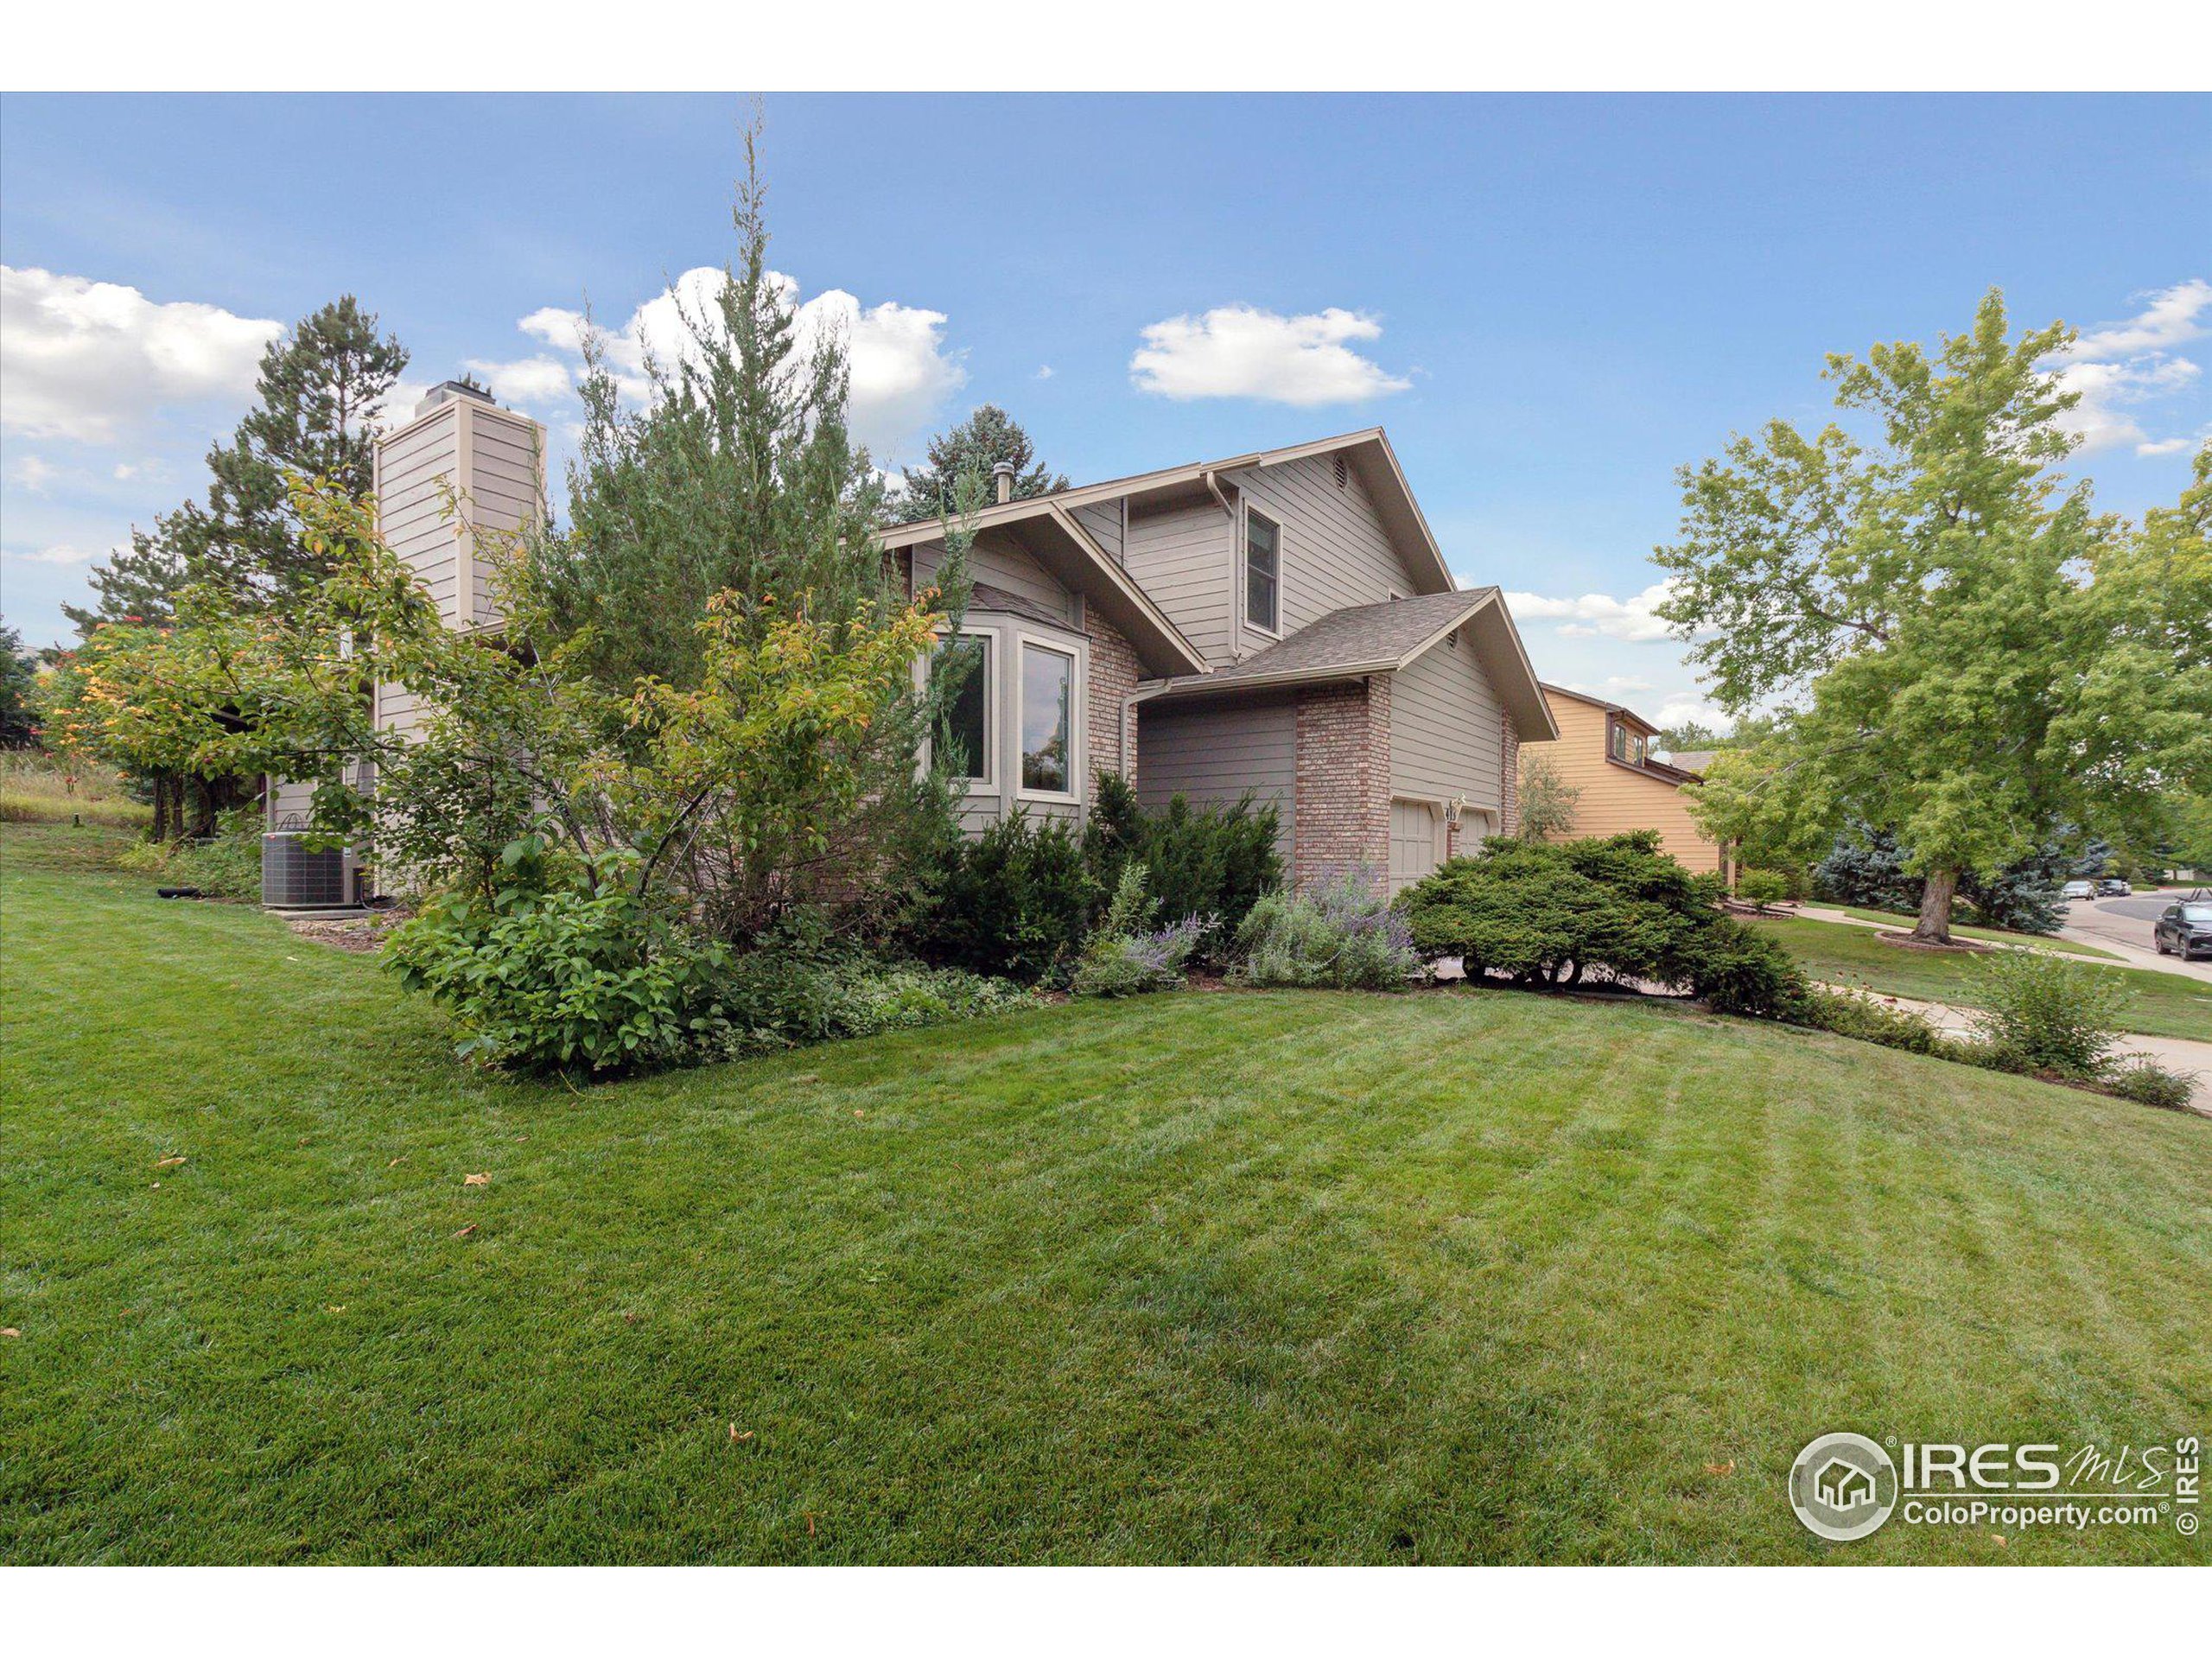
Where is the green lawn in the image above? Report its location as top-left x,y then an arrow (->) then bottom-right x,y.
1824,906 -> 2119,960
1753,915 -> 2212,1042
4,823 -> 2209,1565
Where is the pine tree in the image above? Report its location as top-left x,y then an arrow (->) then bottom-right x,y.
67,296 -> 407,632
0,622 -> 39,747
892,404 -> 1066,524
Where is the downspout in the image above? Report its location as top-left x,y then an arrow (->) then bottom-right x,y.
1201,469 -> 1236,518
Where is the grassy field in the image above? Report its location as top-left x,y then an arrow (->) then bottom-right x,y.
1753,915 -> 2212,1042
4,822 -> 2209,1565
1824,906 -> 2120,960
0,753 -> 152,830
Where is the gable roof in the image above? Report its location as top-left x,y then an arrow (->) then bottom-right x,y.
878,428 -> 1456,595
1541,681 -> 1662,736
1139,587 -> 1558,738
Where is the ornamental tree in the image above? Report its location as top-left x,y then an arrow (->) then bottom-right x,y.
1656,291 -> 2204,943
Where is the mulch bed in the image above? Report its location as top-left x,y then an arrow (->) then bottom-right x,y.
284,908 -> 410,954
1872,930 -> 1991,954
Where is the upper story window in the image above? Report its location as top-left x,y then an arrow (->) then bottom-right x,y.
1245,510 -> 1281,634
1020,642 -> 1075,795
1610,721 -> 1629,762
937,633 -> 991,782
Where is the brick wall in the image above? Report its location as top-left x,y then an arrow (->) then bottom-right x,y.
1500,715 -> 1522,838
1293,675 -> 1392,890
1085,611 -> 1143,783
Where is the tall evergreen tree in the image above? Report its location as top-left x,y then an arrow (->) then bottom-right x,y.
0,622 -> 39,747
891,404 -> 1066,524
67,296 -> 408,632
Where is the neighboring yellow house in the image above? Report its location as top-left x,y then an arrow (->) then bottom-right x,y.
1536,684 -> 1731,879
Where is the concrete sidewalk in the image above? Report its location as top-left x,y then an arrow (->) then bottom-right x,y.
1821,982 -> 2212,1117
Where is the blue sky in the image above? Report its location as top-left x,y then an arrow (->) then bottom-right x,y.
4,92 -> 2208,729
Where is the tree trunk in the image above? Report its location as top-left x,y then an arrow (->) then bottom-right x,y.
1912,866 -> 1959,944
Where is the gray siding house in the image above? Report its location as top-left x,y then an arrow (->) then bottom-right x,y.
878,429 -> 1556,893
269,399 -> 1554,902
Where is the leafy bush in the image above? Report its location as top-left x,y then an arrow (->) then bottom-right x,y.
1071,863 -> 1206,997
117,807 -> 264,899
1230,867 -> 1419,990
391,838 -> 1031,1074
1969,950 -> 2128,1077
2103,1058 -> 2198,1111
1081,771 -> 1280,959
1794,986 -> 1947,1054
387,845 -> 731,1074
715,950 -> 1028,1052
1674,918 -> 1808,1019
910,810 -> 1093,982
1395,831 -> 1808,1017
1736,870 -> 1789,912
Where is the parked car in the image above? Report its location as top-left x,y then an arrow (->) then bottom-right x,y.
2062,880 -> 2096,901
2154,899 -> 2212,960
2096,877 -> 2133,897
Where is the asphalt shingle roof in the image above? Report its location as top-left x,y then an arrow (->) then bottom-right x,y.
1158,587 -> 1497,691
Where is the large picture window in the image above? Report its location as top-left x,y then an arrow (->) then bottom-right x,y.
1020,643 -> 1074,794
938,633 -> 990,781
1245,510 -> 1281,633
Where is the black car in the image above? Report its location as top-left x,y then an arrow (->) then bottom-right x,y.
2154,899 -> 2212,960
2096,877 -> 2133,897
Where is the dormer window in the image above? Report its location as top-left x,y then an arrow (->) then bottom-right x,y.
1245,510 -> 1281,634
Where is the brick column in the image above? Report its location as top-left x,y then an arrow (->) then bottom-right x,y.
1500,715 -> 1522,838
1294,675 -> 1392,891
1084,613 -> 1143,783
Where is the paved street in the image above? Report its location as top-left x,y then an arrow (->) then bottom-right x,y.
2059,893 -> 2212,984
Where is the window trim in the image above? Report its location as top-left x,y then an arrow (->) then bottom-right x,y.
1242,504 -> 1283,640
934,627 -> 995,791
1015,635 -> 1083,804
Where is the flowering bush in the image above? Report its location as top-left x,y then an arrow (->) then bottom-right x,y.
1229,866 -> 1419,990
1071,863 -> 1207,997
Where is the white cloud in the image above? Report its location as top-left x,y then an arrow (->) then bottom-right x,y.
1653,697 -> 1732,735
463,356 -> 575,409
111,461 -> 137,480
1035,365 -> 1055,380
1129,305 -> 1412,405
12,543 -> 99,565
0,265 -> 281,443
1504,579 -> 1687,643
517,266 -> 965,461
2135,435 -> 2197,457
2067,278 -> 2212,362
9,454 -> 56,492
2048,280 -> 2210,454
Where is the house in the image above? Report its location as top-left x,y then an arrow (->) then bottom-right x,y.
1536,683 -> 1731,879
877,429 -> 1556,893
264,392 -> 1558,902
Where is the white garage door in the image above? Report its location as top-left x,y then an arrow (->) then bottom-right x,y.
1389,798 -> 1441,893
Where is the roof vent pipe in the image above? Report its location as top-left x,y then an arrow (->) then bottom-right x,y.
991,460 -> 1016,505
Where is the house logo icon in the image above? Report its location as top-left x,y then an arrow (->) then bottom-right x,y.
1789,1433 -> 1899,1541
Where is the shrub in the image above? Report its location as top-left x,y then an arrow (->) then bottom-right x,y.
1675,918 -> 1807,1019
1969,950 -> 2128,1077
117,807 -> 264,899
1794,986 -> 1946,1054
715,950 -> 1028,1052
1071,863 -> 1207,997
1230,867 -> 1419,990
1081,771 -> 1280,958
912,810 -> 1094,982
2103,1058 -> 2198,1111
1736,870 -> 1789,912
387,847 -> 730,1074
